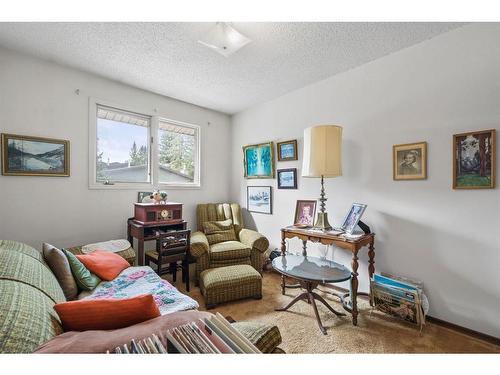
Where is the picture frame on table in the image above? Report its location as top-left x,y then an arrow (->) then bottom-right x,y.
277,139 -> 298,161
393,141 -> 427,180
1,133 -> 70,177
137,191 -> 154,203
247,186 -> 272,214
243,142 -> 275,179
277,168 -> 297,189
340,203 -> 367,234
453,129 -> 496,189
293,200 -> 317,227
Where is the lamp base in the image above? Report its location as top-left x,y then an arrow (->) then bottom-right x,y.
314,212 -> 332,231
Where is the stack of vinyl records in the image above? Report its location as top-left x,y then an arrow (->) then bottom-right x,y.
111,334 -> 167,354
110,313 -> 260,354
166,313 -> 260,353
370,273 -> 427,331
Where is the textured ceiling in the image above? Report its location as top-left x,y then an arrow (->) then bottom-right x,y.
0,23 -> 465,114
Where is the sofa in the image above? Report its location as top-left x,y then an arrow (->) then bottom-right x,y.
190,203 -> 269,283
0,240 -> 198,353
0,239 -> 283,354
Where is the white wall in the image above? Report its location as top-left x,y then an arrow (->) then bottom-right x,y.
230,23 -> 500,337
0,47 -> 231,251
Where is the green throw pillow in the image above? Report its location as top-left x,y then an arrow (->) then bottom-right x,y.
203,219 -> 237,245
63,249 -> 101,291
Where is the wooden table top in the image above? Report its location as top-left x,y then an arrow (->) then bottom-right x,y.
282,226 -> 374,244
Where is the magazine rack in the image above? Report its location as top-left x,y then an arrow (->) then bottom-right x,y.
370,273 -> 426,332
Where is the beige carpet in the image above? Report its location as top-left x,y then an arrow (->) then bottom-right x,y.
171,271 -> 499,353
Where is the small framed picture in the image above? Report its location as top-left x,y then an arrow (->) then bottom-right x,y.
340,203 -> 367,234
137,191 -> 153,203
243,142 -> 275,179
277,140 -> 298,161
1,133 -> 70,177
393,142 -> 427,180
247,186 -> 272,214
277,168 -> 297,189
453,129 -> 496,189
294,200 -> 317,226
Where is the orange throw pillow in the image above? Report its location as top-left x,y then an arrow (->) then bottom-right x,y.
76,250 -> 130,281
54,294 -> 161,332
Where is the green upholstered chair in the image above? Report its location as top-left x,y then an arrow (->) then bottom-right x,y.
190,203 -> 269,284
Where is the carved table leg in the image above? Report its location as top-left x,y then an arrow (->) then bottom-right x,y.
351,250 -> 359,326
302,240 -> 308,257
275,292 -> 307,311
311,292 -> 346,316
308,291 -> 327,335
281,232 -> 286,295
368,240 -> 375,306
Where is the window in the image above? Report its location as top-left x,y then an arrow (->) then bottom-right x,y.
158,120 -> 198,185
96,105 -> 151,183
90,100 -> 200,189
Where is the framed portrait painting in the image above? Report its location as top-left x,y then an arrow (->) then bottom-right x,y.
277,139 -> 298,161
393,142 -> 427,180
247,186 -> 272,214
243,142 -> 274,179
294,200 -> 317,227
453,129 -> 496,189
277,168 -> 297,189
1,133 -> 70,177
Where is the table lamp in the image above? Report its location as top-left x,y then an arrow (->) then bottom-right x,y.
302,125 -> 343,231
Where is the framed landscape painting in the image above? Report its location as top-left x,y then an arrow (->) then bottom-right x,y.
243,142 -> 274,179
393,142 -> 427,180
453,129 -> 496,189
1,133 -> 70,177
277,168 -> 297,189
247,186 -> 272,214
277,139 -> 298,161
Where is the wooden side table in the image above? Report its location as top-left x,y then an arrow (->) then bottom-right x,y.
280,226 -> 375,326
127,218 -> 187,266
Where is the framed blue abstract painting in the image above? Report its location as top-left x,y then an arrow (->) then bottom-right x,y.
243,141 -> 274,179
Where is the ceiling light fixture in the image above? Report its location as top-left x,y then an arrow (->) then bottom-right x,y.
198,22 -> 251,57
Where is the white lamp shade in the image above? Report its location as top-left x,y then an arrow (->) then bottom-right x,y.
302,125 -> 342,178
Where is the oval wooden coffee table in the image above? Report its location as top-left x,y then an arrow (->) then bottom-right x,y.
272,254 -> 351,335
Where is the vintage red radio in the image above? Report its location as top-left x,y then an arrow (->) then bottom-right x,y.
133,202 -> 183,225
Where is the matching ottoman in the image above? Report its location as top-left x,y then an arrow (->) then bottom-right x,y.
200,264 -> 262,308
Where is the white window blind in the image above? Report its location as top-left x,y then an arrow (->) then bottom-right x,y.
159,120 -> 196,135
97,105 -> 150,127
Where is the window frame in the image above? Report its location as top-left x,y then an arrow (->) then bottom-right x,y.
88,98 -> 201,190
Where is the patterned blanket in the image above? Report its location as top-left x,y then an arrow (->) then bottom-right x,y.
82,266 -> 199,315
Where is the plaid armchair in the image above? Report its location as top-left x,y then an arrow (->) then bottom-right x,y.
190,203 -> 269,284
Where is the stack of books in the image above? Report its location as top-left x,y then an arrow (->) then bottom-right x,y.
370,273 -> 426,331
110,313 -> 260,354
